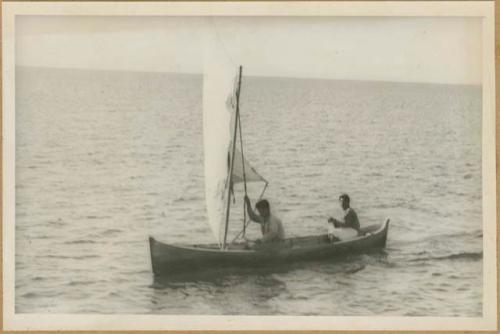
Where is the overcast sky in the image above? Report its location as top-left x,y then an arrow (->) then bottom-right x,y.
16,16 -> 482,84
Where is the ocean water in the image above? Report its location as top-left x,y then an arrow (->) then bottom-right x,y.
15,67 -> 482,316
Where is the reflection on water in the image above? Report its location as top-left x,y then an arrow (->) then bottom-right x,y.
16,67 -> 482,316
150,269 -> 288,315
148,256 -> 373,315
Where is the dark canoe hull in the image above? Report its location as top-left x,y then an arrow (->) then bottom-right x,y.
149,219 -> 389,276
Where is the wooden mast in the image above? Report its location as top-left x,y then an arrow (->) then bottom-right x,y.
222,65 -> 243,250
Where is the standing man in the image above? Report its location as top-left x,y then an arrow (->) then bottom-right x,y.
244,195 -> 285,243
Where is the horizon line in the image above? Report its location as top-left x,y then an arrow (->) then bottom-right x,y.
16,65 -> 482,87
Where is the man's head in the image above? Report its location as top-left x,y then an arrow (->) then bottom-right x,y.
256,199 -> 270,219
339,194 -> 350,210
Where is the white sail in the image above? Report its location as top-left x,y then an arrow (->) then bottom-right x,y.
203,25 -> 268,246
202,30 -> 239,246
232,148 -> 267,184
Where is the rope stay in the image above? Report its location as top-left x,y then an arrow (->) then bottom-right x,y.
222,66 -> 243,250
237,94 -> 248,236
229,181 -> 268,245
223,65 -> 270,247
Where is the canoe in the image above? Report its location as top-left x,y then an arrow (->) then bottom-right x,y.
149,219 -> 389,276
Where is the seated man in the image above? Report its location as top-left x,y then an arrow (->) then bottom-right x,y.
244,195 -> 285,243
327,194 -> 361,241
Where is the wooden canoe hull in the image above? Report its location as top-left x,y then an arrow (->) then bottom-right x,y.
149,219 -> 389,276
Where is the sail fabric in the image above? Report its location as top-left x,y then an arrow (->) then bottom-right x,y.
232,148 -> 267,184
202,23 -> 268,246
202,29 -> 239,245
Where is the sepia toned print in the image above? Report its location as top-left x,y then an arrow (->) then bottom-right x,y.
3,1 -> 496,331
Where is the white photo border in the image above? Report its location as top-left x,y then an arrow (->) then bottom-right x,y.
2,1 -> 496,331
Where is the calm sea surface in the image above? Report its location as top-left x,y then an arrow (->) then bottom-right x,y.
15,67 -> 482,316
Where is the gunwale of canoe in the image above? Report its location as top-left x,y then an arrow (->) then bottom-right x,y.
149,219 -> 389,275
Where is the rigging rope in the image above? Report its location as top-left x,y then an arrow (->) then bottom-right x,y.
237,87 -> 248,236
222,66 -> 243,250
230,181 -> 268,245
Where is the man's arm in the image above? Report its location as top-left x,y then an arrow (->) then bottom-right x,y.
328,217 -> 342,227
244,196 -> 263,224
332,220 -> 349,228
328,216 -> 354,229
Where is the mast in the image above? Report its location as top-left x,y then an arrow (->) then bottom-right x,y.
222,65 -> 243,250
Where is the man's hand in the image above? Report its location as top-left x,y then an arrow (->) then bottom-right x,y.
328,217 -> 341,228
